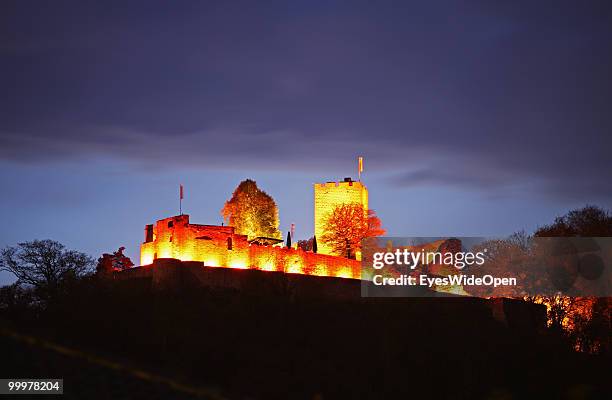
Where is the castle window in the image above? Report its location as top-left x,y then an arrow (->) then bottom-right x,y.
227,237 -> 233,250
144,224 -> 154,243
168,221 -> 174,228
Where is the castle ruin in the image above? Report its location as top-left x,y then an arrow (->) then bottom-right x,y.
140,214 -> 361,279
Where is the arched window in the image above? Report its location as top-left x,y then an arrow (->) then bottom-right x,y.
227,237 -> 233,250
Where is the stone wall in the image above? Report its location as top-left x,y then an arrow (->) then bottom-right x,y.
118,258 -> 362,300
140,214 -> 361,279
117,259 -> 547,332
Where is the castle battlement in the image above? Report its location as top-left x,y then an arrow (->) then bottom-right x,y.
140,214 -> 361,279
316,177 -> 365,188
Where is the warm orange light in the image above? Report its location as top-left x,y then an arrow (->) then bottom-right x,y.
314,180 -> 368,258
179,251 -> 193,262
229,258 -> 248,269
141,251 -> 154,266
259,261 -> 275,271
313,265 -> 328,277
287,263 -> 303,274
139,215 -> 361,280
285,255 -> 304,274
159,247 -> 172,259
204,258 -> 219,267
335,267 -> 353,279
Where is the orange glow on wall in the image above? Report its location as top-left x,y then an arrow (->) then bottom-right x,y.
286,263 -> 302,274
140,248 -> 154,266
313,264 -> 328,277
140,215 -> 361,280
158,246 -> 172,259
229,258 -> 248,269
204,258 -> 220,267
335,267 -> 354,279
259,260 -> 275,271
314,179 -> 368,259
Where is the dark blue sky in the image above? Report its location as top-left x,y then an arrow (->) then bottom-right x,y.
1,1 -> 611,285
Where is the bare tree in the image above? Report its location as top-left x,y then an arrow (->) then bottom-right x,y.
535,205 -> 612,237
297,237 -> 315,252
0,240 -> 94,295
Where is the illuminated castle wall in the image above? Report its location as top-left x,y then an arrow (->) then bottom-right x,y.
140,215 -> 361,279
314,177 -> 368,257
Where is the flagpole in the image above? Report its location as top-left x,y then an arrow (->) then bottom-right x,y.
179,184 -> 183,215
358,156 -> 363,181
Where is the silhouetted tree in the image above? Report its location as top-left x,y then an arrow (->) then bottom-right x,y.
321,203 -> 385,258
285,231 -> 292,248
574,297 -> 612,354
0,283 -> 35,312
533,205 -> 612,354
470,232 -> 536,297
221,179 -> 281,239
0,240 -> 94,298
535,205 -> 612,237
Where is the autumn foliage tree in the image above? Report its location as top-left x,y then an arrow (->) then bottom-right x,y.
96,247 -> 134,275
321,203 -> 385,258
532,205 -> 612,354
221,179 -> 281,240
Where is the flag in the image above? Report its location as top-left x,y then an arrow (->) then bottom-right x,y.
180,184 -> 184,200
358,156 -> 363,173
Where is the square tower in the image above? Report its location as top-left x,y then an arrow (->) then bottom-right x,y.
314,177 -> 369,256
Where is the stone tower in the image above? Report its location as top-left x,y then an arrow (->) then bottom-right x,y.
313,177 -> 369,257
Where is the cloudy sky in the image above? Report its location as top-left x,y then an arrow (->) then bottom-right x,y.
1,1 -> 611,284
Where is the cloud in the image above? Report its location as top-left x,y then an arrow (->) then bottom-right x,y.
1,0 -> 611,202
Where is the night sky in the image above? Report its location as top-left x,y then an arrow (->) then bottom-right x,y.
1,1 -> 611,285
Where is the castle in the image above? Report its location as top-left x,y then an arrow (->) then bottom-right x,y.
128,175 -> 546,331
139,177 -> 369,279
